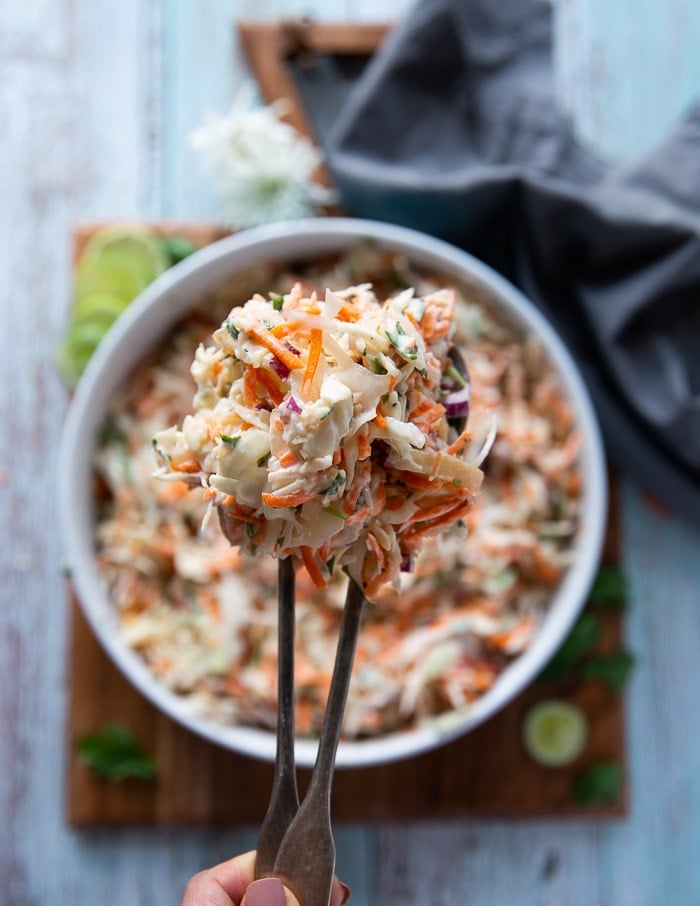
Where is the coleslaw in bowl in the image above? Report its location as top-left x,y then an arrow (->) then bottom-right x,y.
59,218 -> 607,768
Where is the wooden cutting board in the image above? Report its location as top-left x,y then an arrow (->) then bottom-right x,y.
65,222 -> 627,825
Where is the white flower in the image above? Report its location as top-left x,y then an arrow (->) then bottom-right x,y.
190,85 -> 333,229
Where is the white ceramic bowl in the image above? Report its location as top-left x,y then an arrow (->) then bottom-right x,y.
59,218 -> 607,768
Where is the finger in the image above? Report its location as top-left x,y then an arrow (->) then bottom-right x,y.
240,877 -> 299,906
331,876 -> 352,905
181,850 -> 257,905
239,874 -> 349,906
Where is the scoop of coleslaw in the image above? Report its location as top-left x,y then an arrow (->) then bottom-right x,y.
153,282 -> 484,598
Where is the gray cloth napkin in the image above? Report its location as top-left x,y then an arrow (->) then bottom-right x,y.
325,0 -> 700,523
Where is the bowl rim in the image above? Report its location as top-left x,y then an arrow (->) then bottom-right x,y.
59,216 -> 607,768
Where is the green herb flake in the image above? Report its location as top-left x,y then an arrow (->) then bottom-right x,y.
589,565 -> 628,611
370,358 -> 388,375
324,507 -> 347,520
446,362 -> 469,389
150,437 -> 158,448
539,613 -> 601,681
220,434 -> 240,446
271,294 -> 284,311
161,235 -> 199,265
76,723 -> 156,781
322,472 -> 347,496
581,649 -> 635,691
100,424 -> 126,445
225,320 -> 240,340
571,762 -> 623,806
257,452 -> 271,468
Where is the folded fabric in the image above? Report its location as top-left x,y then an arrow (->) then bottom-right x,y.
325,0 -> 700,524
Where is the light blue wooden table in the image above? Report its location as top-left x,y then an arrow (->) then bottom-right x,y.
2,1 -> 700,903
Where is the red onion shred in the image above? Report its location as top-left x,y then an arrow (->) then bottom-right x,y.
444,386 -> 471,420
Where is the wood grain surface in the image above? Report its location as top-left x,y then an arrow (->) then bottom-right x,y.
3,1 -> 700,904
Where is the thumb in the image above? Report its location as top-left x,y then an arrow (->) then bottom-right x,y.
240,876 -> 350,905
240,877 -> 300,906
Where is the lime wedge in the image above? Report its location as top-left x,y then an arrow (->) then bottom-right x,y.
523,699 -> 588,767
81,228 -> 169,285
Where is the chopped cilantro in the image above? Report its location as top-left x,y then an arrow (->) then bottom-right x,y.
220,434 -> 240,446
76,723 -> 156,781
581,649 -> 635,691
322,472 -> 347,496
225,320 -> 239,340
590,565 -> 628,611
161,235 -> 199,264
100,424 -> 126,444
539,613 -> 601,681
571,762 -> 623,806
271,294 -> 284,311
257,452 -> 271,468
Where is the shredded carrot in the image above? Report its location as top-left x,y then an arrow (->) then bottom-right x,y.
279,450 -> 300,468
300,546 -> 327,589
336,305 -> 359,322
343,459 -> 371,514
374,409 -> 387,429
445,428 -> 471,456
242,366 -> 257,405
345,505 -> 370,527
302,328 -> 323,397
403,499 -> 473,544
156,480 -> 190,504
262,489 -> 317,508
254,367 -> 283,405
248,323 -> 303,371
406,498 -> 466,525
172,460 -> 201,474
356,431 -> 371,461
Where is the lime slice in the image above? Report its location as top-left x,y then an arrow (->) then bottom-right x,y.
74,257 -> 148,304
523,699 -> 588,767
57,320 -> 111,388
73,292 -> 129,324
81,228 -> 169,285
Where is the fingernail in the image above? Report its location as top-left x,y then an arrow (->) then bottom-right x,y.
340,882 -> 351,904
245,877 -> 287,906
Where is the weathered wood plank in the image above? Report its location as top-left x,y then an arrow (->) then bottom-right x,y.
554,0 -> 700,158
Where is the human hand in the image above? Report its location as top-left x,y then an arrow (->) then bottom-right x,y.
181,850 -> 350,906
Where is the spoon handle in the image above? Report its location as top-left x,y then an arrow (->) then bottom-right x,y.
272,577 -> 365,906
255,557 -> 300,878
